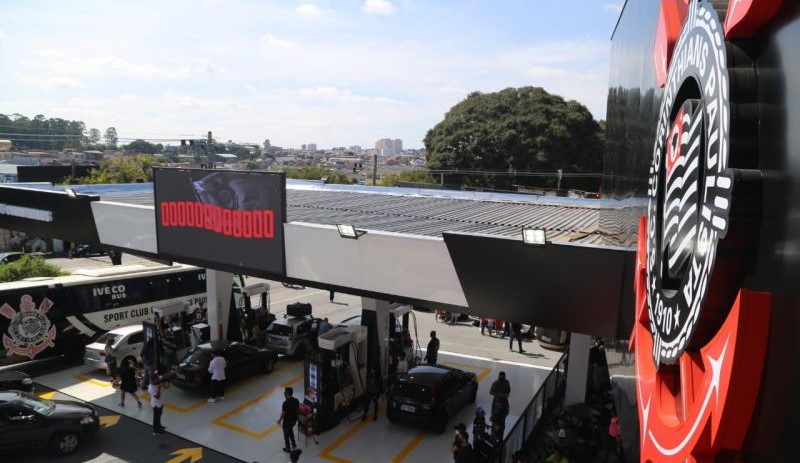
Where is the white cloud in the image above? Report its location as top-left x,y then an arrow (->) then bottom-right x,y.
603,2 -> 623,14
298,86 -> 398,104
16,75 -> 84,91
437,86 -> 468,95
362,0 -> 395,16
261,34 -> 297,49
0,29 -> 6,39
296,4 -> 323,16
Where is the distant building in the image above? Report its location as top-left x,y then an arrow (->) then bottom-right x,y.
307,143 -> 317,152
0,140 -> 11,152
375,138 -> 402,156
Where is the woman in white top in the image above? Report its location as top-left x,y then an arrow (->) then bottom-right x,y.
148,374 -> 165,435
208,350 -> 227,403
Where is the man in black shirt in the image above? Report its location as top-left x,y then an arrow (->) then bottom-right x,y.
278,387 -> 300,452
425,330 -> 440,365
509,322 -> 525,353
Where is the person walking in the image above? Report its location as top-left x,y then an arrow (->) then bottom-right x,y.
424,330 -> 440,365
149,373 -> 166,435
509,322 -> 525,353
118,359 -> 142,407
278,387 -> 300,452
362,368 -> 381,421
104,338 -> 118,381
208,350 -> 227,402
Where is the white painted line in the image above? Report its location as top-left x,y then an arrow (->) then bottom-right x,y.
428,349 -> 559,371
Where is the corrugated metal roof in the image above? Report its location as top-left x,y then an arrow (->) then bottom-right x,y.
16,181 -> 645,247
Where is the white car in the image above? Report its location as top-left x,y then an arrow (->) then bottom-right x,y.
84,325 -> 144,374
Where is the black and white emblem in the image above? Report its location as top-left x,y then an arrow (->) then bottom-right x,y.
646,1 -> 733,365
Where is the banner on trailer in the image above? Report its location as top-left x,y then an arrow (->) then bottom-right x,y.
154,168 -> 286,276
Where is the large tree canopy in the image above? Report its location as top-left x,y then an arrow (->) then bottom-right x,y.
424,87 -> 604,190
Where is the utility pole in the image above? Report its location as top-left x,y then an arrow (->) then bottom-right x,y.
372,153 -> 378,186
207,131 -> 213,169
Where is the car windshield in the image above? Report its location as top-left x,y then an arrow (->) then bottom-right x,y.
13,392 -> 54,415
184,348 -> 213,366
95,332 -> 122,345
267,324 -> 292,335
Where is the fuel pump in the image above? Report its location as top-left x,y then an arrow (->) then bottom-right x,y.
304,325 -> 367,432
388,304 -> 414,377
237,282 -> 274,342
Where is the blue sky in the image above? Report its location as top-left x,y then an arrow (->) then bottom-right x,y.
0,0 -> 623,149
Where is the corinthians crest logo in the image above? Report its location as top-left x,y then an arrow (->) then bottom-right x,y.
646,0 -> 733,365
0,295 -> 57,359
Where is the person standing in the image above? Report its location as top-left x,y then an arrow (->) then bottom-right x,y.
104,338 -> 118,381
397,352 -> 409,374
509,322 -> 525,353
149,373 -> 165,435
362,368 -> 381,421
490,371 -> 510,435
278,387 -> 300,452
208,350 -> 227,403
118,359 -> 142,407
424,330 -> 440,365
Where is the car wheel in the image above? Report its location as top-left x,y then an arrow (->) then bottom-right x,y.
469,384 -> 477,403
294,344 -> 306,359
50,432 -> 80,455
436,411 -> 449,434
121,355 -> 136,369
264,358 -> 275,374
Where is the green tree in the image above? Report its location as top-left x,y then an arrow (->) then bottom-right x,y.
0,256 -> 67,283
379,169 -> 436,187
424,87 -> 604,190
282,166 -> 354,184
104,127 -> 118,148
87,128 -> 101,146
125,139 -> 157,154
77,155 -> 156,184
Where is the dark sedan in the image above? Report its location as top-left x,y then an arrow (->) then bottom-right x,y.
387,364 -> 478,433
0,370 -> 34,393
172,340 -> 278,391
0,391 -> 99,456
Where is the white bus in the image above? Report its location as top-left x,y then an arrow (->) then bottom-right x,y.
0,263 -> 208,368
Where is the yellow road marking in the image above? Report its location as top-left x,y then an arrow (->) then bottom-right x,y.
389,360 -> 493,462
319,405 -> 387,463
442,360 -> 493,382
391,431 -> 427,463
165,447 -> 203,463
210,372 -> 304,438
99,415 -> 121,427
37,391 -> 56,400
74,374 -> 113,388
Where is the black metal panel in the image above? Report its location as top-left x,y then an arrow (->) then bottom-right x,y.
16,165 -> 94,183
0,186 -> 100,243
153,168 -> 287,277
443,232 -> 634,339
603,0 -> 662,199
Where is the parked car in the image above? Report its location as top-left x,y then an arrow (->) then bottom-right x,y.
337,315 -> 362,327
263,315 -> 317,356
84,325 -> 144,374
0,252 -> 24,264
0,371 -> 34,393
172,340 -> 278,391
0,390 -> 99,456
387,364 -> 478,433
74,244 -> 106,257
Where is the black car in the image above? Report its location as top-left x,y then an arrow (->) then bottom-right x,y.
172,340 -> 278,391
0,370 -> 34,392
0,252 -> 24,264
0,391 -> 99,456
387,364 -> 478,433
